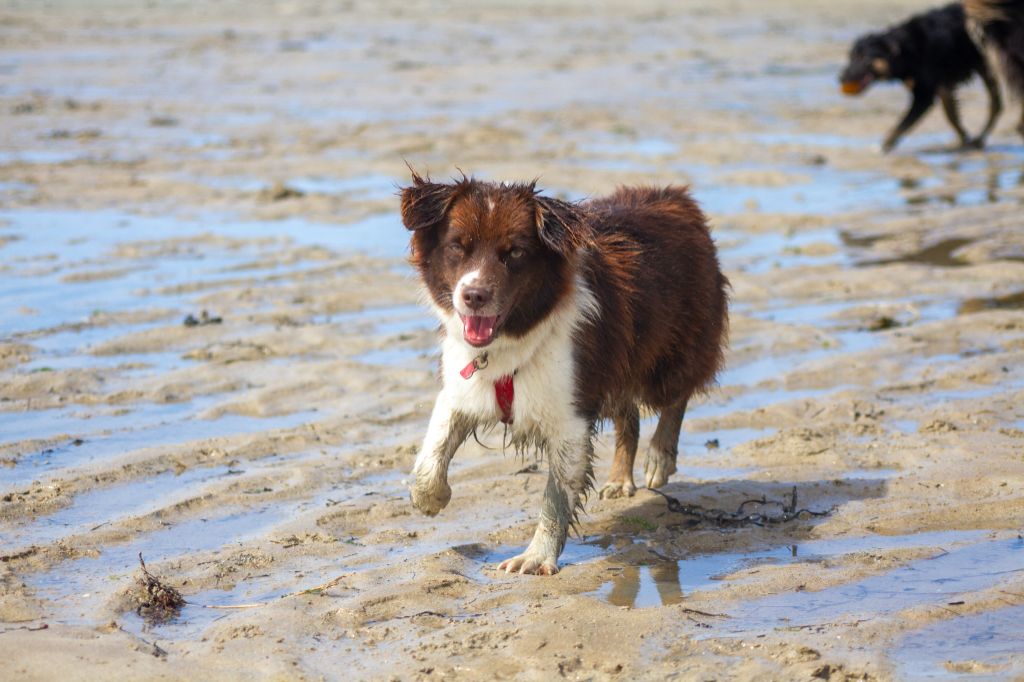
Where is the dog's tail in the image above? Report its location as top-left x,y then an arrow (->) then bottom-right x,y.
964,0 -> 1024,95
964,0 -> 1024,23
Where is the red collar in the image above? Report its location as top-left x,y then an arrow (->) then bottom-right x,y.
461,353 -> 515,424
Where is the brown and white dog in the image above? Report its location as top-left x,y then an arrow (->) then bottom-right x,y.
400,172 -> 729,575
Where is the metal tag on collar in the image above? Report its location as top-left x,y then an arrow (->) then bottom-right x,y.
460,351 -> 489,380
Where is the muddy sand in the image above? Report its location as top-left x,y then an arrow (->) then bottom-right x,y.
2,0 -> 1024,679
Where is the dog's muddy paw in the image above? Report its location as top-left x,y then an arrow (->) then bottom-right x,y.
598,480 -> 636,499
409,480 -> 451,516
643,451 -> 676,489
498,551 -> 559,576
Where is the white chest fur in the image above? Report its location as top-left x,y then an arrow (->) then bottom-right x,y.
434,277 -> 598,442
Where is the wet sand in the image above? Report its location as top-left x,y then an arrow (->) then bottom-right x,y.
2,0 -> 1024,679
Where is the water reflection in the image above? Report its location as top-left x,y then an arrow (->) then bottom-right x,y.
602,562 -> 684,608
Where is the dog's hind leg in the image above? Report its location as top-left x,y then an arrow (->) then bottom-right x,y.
883,86 -> 936,152
598,402 -> 639,499
938,86 -> 973,147
644,397 -> 687,489
499,433 -> 594,575
974,66 -> 1003,146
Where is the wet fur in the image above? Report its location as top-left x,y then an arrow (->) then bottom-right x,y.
401,173 -> 728,574
840,3 -> 1001,151
965,0 -> 1024,138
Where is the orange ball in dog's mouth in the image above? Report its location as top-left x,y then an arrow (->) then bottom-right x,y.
841,76 -> 872,95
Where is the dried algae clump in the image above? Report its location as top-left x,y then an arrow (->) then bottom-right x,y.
135,553 -> 185,623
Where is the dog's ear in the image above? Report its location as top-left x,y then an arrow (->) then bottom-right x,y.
534,196 -> 587,256
400,170 -> 455,233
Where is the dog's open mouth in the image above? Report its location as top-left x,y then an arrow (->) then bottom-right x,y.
461,314 -> 500,347
841,75 -> 873,95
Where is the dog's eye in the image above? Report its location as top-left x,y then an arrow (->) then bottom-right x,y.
508,247 -> 524,260
446,242 -> 465,256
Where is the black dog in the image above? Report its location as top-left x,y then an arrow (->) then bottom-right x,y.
965,0 -> 1024,139
840,3 -> 1001,152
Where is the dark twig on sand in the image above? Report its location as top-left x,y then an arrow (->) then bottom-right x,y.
651,486 -> 834,527
679,607 -> 728,619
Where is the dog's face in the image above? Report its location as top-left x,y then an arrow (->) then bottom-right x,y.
840,34 -> 896,95
400,174 -> 583,348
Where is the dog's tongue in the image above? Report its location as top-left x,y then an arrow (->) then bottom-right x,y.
463,315 -> 497,347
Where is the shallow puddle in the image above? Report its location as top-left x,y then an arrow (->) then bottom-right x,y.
23,348 -> 182,375
4,464 -> 232,547
0,207 -> 430,504
22,475 -> 375,627
906,152 -> 1024,208
122,565 -> 343,641
1,391 -> 231,447
683,427 -> 774,454
356,304 -> 434,336
714,535 -> 1023,636
0,209 -> 409,338
860,238 -> 975,269
692,166 -> 900,216
719,350 -> 837,389
27,504 -> 305,624
843,468 -> 899,480
889,419 -> 920,434
589,531 -> 989,611
680,464 -> 760,482
958,290 -> 1024,315
745,296 -> 960,332
354,346 -> 434,367
717,226 -> 845,274
4,447 -> 334,551
290,174 -> 397,199
743,132 -> 865,149
578,136 -> 678,158
177,173 -> 397,201
892,605 -> 1024,679
892,384 -> 1007,407
0,150 -> 91,166
593,547 -> 794,609
696,385 -> 836,420
719,294 -> 960,394
0,403 -> 318,489
598,563 -> 687,608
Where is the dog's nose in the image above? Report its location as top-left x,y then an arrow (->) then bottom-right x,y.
462,286 -> 492,310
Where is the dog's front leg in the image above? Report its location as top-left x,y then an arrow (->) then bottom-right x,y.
499,434 -> 594,576
410,392 -> 473,516
882,85 -> 935,153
